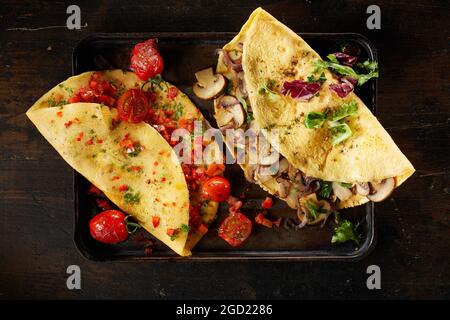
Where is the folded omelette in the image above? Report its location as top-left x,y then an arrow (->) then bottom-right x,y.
214,8 -> 414,213
27,70 -> 219,256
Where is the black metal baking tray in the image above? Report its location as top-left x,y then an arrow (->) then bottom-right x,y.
72,32 -> 377,261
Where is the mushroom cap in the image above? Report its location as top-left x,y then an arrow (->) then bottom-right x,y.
367,177 -> 396,202
193,67 -> 226,100
332,182 -> 353,201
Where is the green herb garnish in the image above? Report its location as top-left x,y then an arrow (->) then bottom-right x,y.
330,101 -> 358,121
307,72 -> 327,84
304,112 -> 326,129
338,182 -> 353,188
128,142 -> 142,157
332,216 -> 361,245
258,79 -> 277,95
180,224 -> 190,233
124,191 -> 140,204
313,56 -> 378,86
329,122 -> 353,146
317,181 -> 332,199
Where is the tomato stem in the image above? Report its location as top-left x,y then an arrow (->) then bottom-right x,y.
124,215 -> 141,234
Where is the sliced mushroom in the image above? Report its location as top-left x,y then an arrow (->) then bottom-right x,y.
275,177 -> 291,199
218,95 -> 240,108
332,182 -> 353,201
367,177 -> 396,202
228,50 -> 242,63
276,158 -> 289,175
356,182 -> 370,196
215,101 -> 245,129
193,67 -> 226,100
298,194 -> 331,225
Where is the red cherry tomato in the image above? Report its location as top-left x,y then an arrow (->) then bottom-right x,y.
261,197 -> 273,209
218,212 -> 252,247
202,176 -> 231,202
130,38 -> 164,81
117,89 -> 150,123
89,210 -> 128,244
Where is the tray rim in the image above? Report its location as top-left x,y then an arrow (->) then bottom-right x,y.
72,32 -> 377,262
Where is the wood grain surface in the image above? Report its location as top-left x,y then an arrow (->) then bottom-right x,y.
0,0 -> 449,299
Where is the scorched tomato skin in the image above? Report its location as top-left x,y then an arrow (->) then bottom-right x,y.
130,38 -> 164,81
89,210 -> 128,244
202,176 -> 231,202
117,89 -> 150,123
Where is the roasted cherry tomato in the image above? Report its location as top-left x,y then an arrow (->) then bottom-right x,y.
130,38 -> 164,81
218,212 -> 252,247
202,176 -> 231,202
89,210 -> 128,244
261,197 -> 273,209
117,89 -> 149,123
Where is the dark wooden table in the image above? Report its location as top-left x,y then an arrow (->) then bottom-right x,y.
0,0 -> 448,299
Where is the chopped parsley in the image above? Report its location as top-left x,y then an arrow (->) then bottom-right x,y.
307,72 -> 327,84
124,191 -> 140,204
180,224 -> 190,233
127,142 -> 142,157
317,181 -> 332,199
58,84 -> 74,95
258,79 -> 277,95
305,200 -> 328,220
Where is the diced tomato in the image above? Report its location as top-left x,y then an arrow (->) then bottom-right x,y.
261,197 -> 274,209
273,217 -> 282,228
166,228 -> 176,236
218,212 -> 252,247
75,132 -> 84,141
68,73 -> 117,107
206,164 -> 225,177
87,184 -> 103,196
118,184 -> 129,192
96,198 -> 112,210
85,138 -> 94,146
152,216 -> 160,228
255,212 -> 273,228
197,223 -> 208,235
57,111 -> 63,117
167,86 -> 179,100
227,196 -> 243,214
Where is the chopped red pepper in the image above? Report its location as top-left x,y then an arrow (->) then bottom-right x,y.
111,175 -> 121,181
95,198 -> 112,210
85,138 -> 94,146
64,120 -> 73,128
118,184 -> 129,192
56,111 -> 63,117
152,216 -> 160,228
273,217 -> 282,228
261,197 -> 274,209
166,228 -> 176,236
75,132 -> 84,141
167,86 -> 179,100
97,138 -> 103,144
255,212 -> 273,228
197,223 -> 208,235
87,184 -> 103,196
